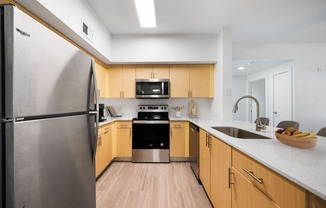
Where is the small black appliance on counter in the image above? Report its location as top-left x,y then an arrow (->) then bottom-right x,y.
98,104 -> 107,122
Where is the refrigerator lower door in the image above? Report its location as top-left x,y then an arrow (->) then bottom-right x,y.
5,115 -> 96,208
3,6 -> 94,118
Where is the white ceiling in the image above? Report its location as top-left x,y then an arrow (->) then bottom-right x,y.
232,60 -> 291,76
86,0 -> 326,44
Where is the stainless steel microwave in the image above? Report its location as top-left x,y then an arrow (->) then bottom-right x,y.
135,79 -> 170,99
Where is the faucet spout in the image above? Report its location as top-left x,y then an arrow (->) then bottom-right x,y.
232,95 -> 266,132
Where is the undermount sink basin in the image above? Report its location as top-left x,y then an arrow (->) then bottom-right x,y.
211,126 -> 271,139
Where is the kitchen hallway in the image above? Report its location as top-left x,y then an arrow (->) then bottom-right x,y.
96,162 -> 212,208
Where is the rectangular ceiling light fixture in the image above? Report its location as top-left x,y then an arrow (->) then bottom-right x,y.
134,0 -> 157,28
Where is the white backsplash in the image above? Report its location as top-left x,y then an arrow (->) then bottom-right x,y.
98,98 -> 213,118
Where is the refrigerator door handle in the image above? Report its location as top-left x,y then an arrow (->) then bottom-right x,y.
89,60 -> 99,163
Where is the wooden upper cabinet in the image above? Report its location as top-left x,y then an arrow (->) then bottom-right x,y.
108,65 -> 123,98
136,65 -> 170,79
188,64 -> 214,98
152,65 -> 170,79
94,60 -> 108,98
108,65 -> 135,98
169,65 -> 189,98
135,65 -> 152,79
170,64 -> 214,98
122,65 -> 136,98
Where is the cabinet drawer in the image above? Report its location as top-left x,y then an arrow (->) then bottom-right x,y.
117,121 -> 132,129
98,124 -> 112,135
170,122 -> 185,128
232,149 -> 306,208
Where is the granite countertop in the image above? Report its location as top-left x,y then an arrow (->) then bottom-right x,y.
99,116 -> 326,200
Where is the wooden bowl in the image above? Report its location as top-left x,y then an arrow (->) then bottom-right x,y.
275,133 -> 317,149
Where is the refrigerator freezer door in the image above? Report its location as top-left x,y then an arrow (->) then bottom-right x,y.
4,6 -> 93,118
5,115 -> 96,208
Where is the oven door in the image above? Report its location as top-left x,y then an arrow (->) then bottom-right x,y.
132,120 -> 170,149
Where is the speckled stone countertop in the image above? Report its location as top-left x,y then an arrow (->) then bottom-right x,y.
99,116 -> 326,200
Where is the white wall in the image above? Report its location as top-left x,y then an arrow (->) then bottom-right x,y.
16,0 -> 112,62
210,27 -> 233,121
111,34 -> 218,63
232,76 -> 248,121
234,44 -> 326,131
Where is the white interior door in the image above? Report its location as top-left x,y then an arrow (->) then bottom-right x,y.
273,71 -> 292,126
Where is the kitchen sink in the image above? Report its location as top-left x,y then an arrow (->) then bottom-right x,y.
211,126 -> 271,139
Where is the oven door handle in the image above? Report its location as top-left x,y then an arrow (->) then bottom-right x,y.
133,120 -> 170,124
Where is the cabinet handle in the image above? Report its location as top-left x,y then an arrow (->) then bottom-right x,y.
206,134 -> 208,147
243,168 -> 264,184
104,131 -> 109,134
228,168 -> 234,188
207,134 -> 211,147
98,136 -> 102,146
170,129 -> 172,138
130,129 -> 131,138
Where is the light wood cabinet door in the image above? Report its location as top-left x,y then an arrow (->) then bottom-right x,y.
232,168 -> 279,208
210,137 -> 232,208
232,149 -> 306,208
189,64 -> 214,98
101,125 -> 112,168
117,121 -> 132,157
96,124 -> 112,177
170,122 -> 185,157
108,65 -> 123,98
95,134 -> 102,177
169,65 -> 189,98
122,65 -> 135,98
136,65 -> 170,79
108,65 -> 135,98
152,65 -> 170,79
199,129 -> 211,197
95,60 -> 108,98
135,65 -> 153,79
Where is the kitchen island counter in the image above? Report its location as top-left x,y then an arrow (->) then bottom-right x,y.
187,117 -> 326,201
99,116 -> 326,200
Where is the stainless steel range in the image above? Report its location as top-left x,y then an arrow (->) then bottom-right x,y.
132,105 -> 170,163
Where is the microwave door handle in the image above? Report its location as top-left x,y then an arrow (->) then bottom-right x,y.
162,82 -> 164,95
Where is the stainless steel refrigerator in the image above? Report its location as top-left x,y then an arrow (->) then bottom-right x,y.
1,5 -> 98,208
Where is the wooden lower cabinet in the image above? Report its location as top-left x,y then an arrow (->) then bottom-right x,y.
232,168 -> 279,208
231,149 -> 306,208
96,124 -> 112,177
199,128 -> 306,208
210,137 -> 231,208
199,129 -> 211,196
116,121 -> 132,157
199,128 -> 231,208
170,121 -> 188,158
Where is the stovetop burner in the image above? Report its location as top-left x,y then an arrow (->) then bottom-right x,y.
134,105 -> 169,120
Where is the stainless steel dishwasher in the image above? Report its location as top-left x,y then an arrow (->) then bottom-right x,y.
189,123 -> 199,180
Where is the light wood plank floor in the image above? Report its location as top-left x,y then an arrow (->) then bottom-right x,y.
96,162 -> 212,208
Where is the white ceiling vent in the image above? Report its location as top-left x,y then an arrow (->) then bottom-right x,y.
81,20 -> 93,42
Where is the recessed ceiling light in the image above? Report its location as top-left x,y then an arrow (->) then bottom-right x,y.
238,66 -> 245,70
134,0 -> 157,28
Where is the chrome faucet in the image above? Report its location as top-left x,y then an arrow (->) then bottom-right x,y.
232,95 -> 266,132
